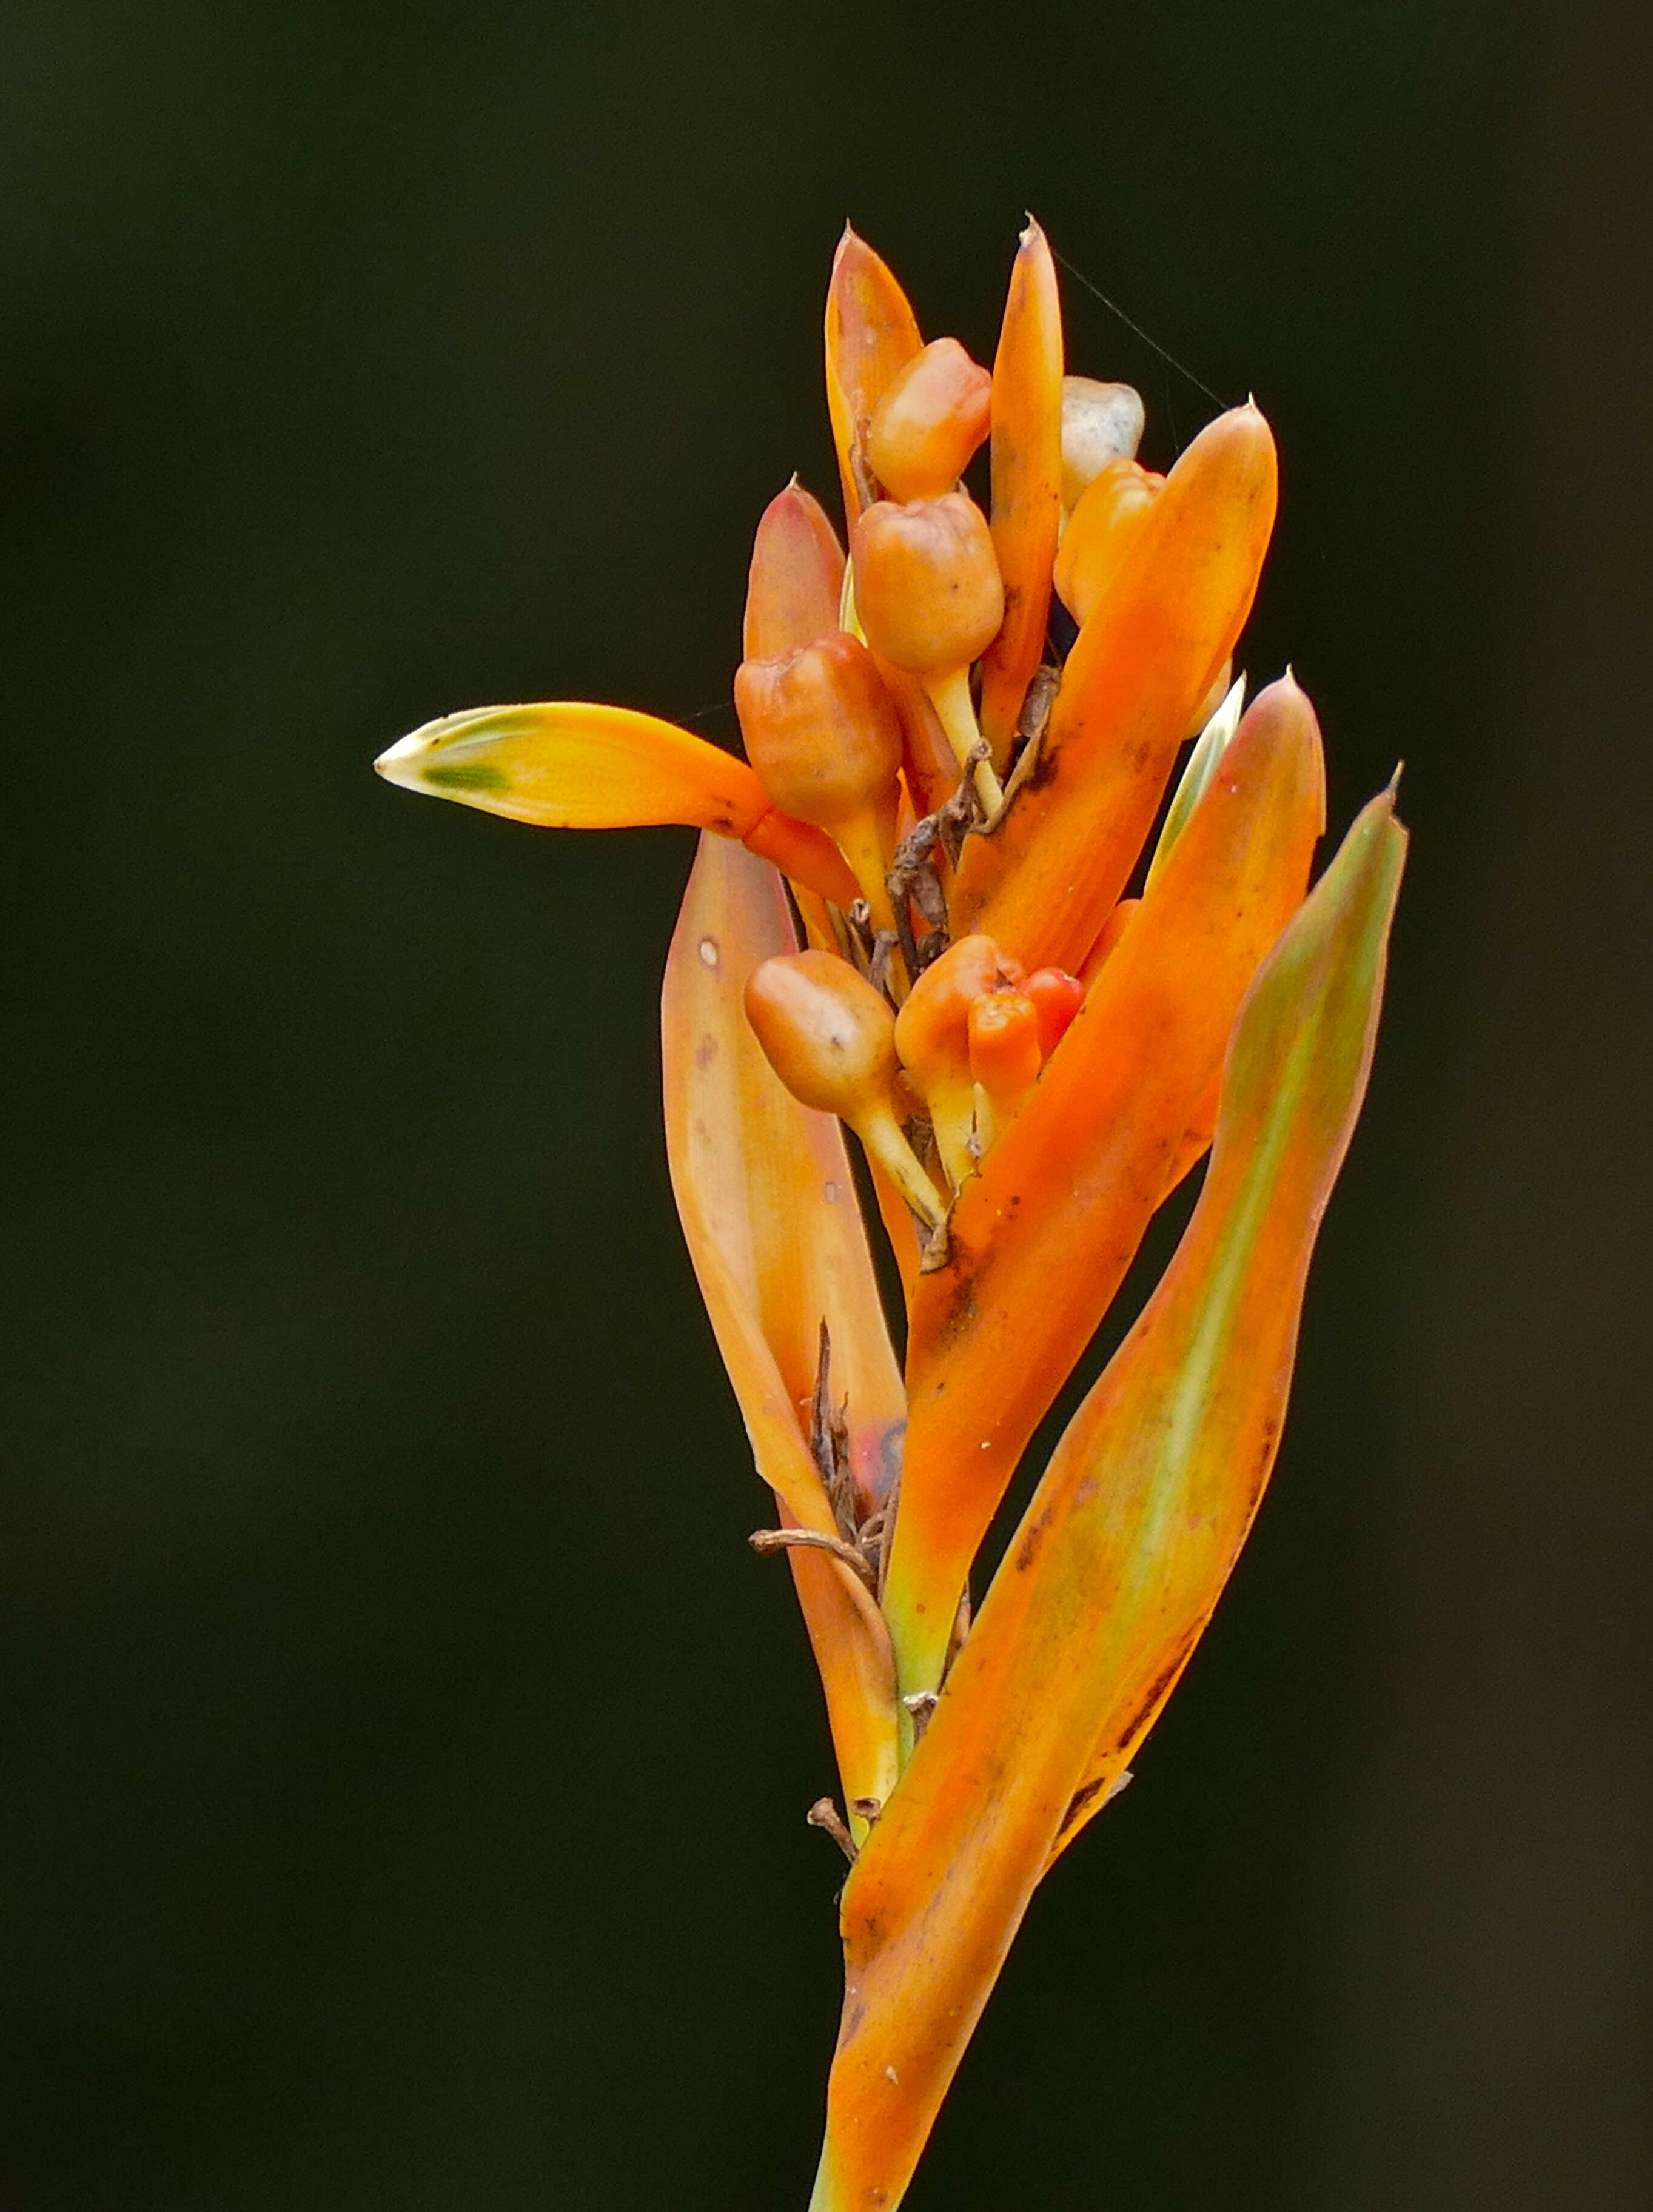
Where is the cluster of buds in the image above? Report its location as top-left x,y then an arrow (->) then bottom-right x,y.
376,223 -> 1404,2212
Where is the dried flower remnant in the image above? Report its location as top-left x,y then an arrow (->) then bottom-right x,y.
375,217 -> 1405,2212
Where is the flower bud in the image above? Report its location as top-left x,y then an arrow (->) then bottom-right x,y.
734,632 -> 902,832
735,631 -> 905,934
968,990 -> 1042,1113
745,951 -> 947,1233
1059,375 -> 1145,512
866,338 -> 993,502
893,933 -> 1024,1188
745,949 -> 897,1116
1053,458 -> 1162,626
1023,967 -> 1086,1057
850,493 -> 1005,680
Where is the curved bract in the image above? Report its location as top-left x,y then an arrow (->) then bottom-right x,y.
375,224 -> 1405,2212
662,834 -> 905,1829
814,791 -> 1406,2211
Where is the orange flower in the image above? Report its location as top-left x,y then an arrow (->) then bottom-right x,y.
375,221 -> 1406,2212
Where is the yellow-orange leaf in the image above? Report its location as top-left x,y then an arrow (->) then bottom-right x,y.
952,403 -> 1278,973
662,833 -> 904,1823
884,675 -> 1326,1697
977,219 -> 1064,763
810,787 -> 1406,2212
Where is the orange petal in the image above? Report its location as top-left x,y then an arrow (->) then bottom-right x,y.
977,218 -> 1064,763
811,788 -> 1406,2212
951,403 -> 1279,971
743,480 -> 846,662
825,227 -> 923,526
662,833 -> 904,1818
885,674 -> 1327,1697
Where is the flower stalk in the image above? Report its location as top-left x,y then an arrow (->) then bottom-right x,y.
375,221 -> 1404,2210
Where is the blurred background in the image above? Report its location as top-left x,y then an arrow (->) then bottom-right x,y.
4,0 -> 1649,2205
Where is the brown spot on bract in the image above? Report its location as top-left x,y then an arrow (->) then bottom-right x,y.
694,1034 -> 718,1070
936,1272 -> 980,1345
1057,1774 -> 1107,1837
1112,1630 -> 1199,1746
1014,1503 -> 1054,1572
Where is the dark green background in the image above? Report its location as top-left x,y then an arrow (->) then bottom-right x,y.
5,1 -> 1649,2205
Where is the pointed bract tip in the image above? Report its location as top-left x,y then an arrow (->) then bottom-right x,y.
374,722 -> 454,786
374,729 -> 428,776
374,707 -> 501,787
1019,212 -> 1045,248
1387,760 -> 1405,796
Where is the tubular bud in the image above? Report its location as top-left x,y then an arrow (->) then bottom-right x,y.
850,494 -> 1005,680
735,632 -> 903,828
893,934 -> 1024,1190
744,950 -> 896,1116
866,338 -> 993,503
745,951 -> 947,1233
735,632 -> 904,929
968,991 -> 1042,1151
852,494 -> 1007,813
1023,967 -> 1085,1057
1059,375 -> 1146,512
743,480 -> 847,662
1053,458 -> 1163,625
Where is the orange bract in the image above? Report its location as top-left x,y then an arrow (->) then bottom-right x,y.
815,793 -> 1406,2210
953,403 -> 1279,972
885,674 -> 1328,1695
377,223 -> 1404,2212
977,218 -> 1063,763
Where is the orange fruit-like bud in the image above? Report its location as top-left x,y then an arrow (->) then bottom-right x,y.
1053,457 -> 1163,626
745,950 -> 946,1233
967,991 -> 1042,1111
893,933 -> 1024,1188
745,948 -> 897,1116
1059,375 -> 1145,512
734,631 -> 903,833
743,480 -> 846,662
850,493 -> 1005,680
1023,967 -> 1085,1057
866,338 -> 993,502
